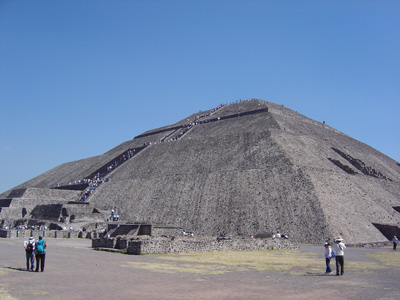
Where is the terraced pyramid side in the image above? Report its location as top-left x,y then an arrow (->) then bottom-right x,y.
2,99 -> 399,244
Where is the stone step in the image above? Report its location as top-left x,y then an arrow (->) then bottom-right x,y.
110,224 -> 139,237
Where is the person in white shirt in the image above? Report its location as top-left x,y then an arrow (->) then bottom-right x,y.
335,236 -> 346,276
324,242 -> 333,274
23,236 -> 35,271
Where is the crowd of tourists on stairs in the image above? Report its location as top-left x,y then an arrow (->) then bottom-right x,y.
54,100 -> 256,201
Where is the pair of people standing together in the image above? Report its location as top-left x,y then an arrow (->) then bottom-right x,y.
24,235 -> 47,272
324,236 -> 346,276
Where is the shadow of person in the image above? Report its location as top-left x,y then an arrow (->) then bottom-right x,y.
5,266 -> 32,272
303,272 -> 334,277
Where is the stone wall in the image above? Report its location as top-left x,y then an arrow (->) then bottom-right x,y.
92,235 -> 298,255
129,237 -> 298,255
0,229 -> 96,239
92,237 -> 115,248
115,237 -> 127,249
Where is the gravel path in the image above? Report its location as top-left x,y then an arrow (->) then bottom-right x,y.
1,238 -> 399,300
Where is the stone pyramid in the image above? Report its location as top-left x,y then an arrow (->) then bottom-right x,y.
1,99 -> 399,243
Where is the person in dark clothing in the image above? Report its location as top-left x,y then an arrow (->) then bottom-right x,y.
335,236 -> 346,276
393,236 -> 399,250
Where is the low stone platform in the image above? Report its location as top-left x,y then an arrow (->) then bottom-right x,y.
92,235 -> 298,255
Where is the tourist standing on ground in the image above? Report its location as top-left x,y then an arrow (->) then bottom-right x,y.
23,236 -> 35,271
35,235 -> 46,272
335,236 -> 346,276
393,236 -> 399,250
324,242 -> 333,274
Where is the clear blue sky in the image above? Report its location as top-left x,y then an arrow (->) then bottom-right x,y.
1,0 -> 399,193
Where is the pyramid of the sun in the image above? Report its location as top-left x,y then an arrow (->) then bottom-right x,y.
1,99 -> 399,243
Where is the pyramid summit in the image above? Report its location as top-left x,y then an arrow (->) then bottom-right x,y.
1,99 -> 399,244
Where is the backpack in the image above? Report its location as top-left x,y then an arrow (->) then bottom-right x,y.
26,243 -> 33,254
36,240 -> 45,253
331,249 -> 336,258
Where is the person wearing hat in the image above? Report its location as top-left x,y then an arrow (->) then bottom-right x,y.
393,236 -> 399,250
34,235 -> 47,272
23,236 -> 35,271
324,242 -> 333,274
334,236 -> 346,276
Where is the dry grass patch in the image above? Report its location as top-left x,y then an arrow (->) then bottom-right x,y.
124,249 -> 387,275
365,251 -> 400,268
28,290 -> 49,296
0,285 -> 17,300
124,250 -> 322,275
161,250 -> 320,272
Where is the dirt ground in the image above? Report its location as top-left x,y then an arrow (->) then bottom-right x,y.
1,237 -> 399,300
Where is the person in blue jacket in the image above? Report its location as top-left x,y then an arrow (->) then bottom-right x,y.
393,236 -> 399,250
35,235 -> 47,272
